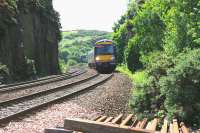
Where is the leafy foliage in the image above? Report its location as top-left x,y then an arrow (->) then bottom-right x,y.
160,49 -> 200,126
130,52 -> 173,118
113,0 -> 200,126
0,62 -> 9,83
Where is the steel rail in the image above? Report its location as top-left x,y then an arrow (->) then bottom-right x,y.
0,73 -> 112,124
0,72 -> 99,106
0,70 -> 77,89
0,70 -> 86,93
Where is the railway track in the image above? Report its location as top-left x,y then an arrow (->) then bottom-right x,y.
0,70 -> 97,104
0,69 -> 86,93
0,71 -> 75,89
0,73 -> 112,123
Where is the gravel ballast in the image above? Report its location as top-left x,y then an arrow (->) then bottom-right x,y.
0,72 -> 132,133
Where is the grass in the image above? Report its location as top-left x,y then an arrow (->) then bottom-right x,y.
116,65 -> 147,85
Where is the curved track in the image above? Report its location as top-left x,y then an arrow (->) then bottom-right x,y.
0,71 -> 98,104
0,70 -> 86,93
0,73 -> 112,124
0,71 -> 77,89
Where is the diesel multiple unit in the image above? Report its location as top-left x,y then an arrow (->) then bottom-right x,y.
88,39 -> 116,73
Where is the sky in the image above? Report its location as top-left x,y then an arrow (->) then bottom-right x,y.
53,0 -> 128,32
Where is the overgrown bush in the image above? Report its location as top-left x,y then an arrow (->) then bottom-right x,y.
130,49 -> 200,126
126,40 -> 143,71
130,52 -> 172,109
67,59 -> 77,66
0,62 -> 9,83
59,59 -> 68,73
159,49 -> 200,126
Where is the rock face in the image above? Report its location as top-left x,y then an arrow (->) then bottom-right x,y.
0,0 -> 61,81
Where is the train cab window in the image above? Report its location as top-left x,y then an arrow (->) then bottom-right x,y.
95,45 -> 114,55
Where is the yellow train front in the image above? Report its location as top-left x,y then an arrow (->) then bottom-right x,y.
94,39 -> 116,73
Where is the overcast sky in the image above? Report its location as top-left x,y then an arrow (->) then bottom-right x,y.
53,0 -> 128,31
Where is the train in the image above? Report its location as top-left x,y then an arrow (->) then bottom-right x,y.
88,39 -> 116,73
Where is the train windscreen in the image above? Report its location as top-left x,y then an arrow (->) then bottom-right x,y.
95,45 -> 114,55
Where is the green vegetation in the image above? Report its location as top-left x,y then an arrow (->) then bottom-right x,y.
160,49 -> 200,126
113,0 -> 200,126
59,30 -> 112,72
0,62 -> 9,83
117,65 -> 147,85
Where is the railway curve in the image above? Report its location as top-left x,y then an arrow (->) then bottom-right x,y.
0,71 -> 112,124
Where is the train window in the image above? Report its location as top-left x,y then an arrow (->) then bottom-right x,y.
95,45 -> 114,55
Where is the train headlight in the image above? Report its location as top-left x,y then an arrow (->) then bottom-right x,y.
95,56 -> 100,61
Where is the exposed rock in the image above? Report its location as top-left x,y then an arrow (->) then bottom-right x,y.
0,0 -> 61,82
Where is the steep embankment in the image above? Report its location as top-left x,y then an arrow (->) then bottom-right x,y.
0,0 -> 61,82
59,30 -> 112,71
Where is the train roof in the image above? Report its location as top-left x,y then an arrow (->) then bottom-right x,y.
95,39 -> 113,44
